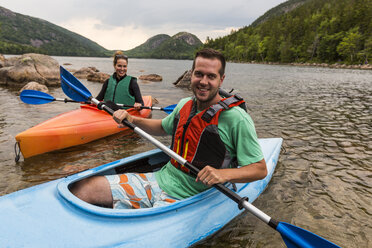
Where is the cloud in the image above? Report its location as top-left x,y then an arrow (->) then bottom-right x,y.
1,0 -> 287,50
60,17 -> 243,50
60,18 -> 150,50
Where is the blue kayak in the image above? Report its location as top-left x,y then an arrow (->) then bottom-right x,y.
0,138 -> 282,247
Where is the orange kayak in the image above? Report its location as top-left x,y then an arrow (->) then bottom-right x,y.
15,96 -> 152,158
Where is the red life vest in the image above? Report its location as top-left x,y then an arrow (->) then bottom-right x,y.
170,95 -> 245,174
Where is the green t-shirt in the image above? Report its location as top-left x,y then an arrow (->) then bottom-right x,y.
154,97 -> 264,199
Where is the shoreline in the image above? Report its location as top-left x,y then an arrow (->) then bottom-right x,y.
234,60 -> 372,70
3,53 -> 371,70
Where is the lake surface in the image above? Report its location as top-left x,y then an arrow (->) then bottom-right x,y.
0,56 -> 371,247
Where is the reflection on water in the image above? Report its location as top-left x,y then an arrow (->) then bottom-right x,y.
0,57 -> 371,247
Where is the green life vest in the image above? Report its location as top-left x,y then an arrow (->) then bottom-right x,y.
104,75 -> 135,107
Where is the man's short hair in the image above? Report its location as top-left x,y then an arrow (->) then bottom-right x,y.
192,48 -> 226,76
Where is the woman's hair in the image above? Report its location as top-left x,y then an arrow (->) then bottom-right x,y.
113,51 -> 128,65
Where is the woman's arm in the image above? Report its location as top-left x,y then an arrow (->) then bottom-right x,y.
96,79 -> 109,101
129,78 -> 144,105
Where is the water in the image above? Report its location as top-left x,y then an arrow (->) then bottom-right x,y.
0,56 -> 371,247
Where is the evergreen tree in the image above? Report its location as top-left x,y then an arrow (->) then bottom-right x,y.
203,0 -> 372,65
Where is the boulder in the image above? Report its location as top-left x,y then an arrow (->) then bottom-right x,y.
139,80 -> 152,84
19,81 -> 49,93
87,72 -> 110,83
173,70 -> 191,88
73,67 -> 99,79
0,53 -> 59,86
139,74 -> 163,82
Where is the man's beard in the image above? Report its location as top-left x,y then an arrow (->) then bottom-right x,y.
192,85 -> 219,103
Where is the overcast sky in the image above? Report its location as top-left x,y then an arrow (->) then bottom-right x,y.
1,0 -> 286,51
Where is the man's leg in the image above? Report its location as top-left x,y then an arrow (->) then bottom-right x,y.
70,176 -> 113,208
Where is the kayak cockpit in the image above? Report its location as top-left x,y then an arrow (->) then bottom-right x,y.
57,148 -> 225,217
57,138 -> 282,219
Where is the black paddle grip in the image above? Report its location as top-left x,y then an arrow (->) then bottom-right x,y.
103,101 -> 120,111
268,219 -> 279,229
214,183 -> 242,205
184,161 -> 244,206
238,196 -> 249,210
97,101 -> 117,116
97,101 -> 138,130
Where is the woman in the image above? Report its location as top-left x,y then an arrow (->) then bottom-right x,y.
96,51 -> 144,110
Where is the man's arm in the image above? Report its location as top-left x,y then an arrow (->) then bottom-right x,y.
113,109 -> 167,136
196,159 -> 267,186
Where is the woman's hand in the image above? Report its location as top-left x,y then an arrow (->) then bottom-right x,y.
133,102 -> 142,110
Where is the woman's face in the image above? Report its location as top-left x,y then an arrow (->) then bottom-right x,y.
114,58 -> 128,77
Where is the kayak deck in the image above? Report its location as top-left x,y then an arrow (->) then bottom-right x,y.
0,138 -> 282,247
15,96 -> 152,158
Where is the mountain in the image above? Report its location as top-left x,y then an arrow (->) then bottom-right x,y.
124,34 -> 171,56
0,6 -> 202,59
0,6 -> 111,57
203,0 -> 371,65
125,32 -> 203,59
251,0 -> 309,27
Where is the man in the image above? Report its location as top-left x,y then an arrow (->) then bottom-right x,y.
71,48 -> 267,209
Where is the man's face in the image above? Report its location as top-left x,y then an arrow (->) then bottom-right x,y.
191,57 -> 225,106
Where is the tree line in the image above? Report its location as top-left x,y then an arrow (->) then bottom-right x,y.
203,0 -> 371,65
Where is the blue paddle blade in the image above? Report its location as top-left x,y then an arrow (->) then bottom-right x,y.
20,90 -> 55,105
163,104 -> 177,114
60,66 -> 92,102
276,222 -> 341,248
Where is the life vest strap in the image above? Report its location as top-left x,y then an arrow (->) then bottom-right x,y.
201,95 -> 243,123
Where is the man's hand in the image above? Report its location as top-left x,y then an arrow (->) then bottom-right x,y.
196,166 -> 227,186
195,159 -> 267,186
113,109 -> 133,128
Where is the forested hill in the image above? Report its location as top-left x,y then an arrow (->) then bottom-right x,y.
125,32 -> 203,60
204,0 -> 371,65
251,0 -> 310,27
0,6 -> 111,57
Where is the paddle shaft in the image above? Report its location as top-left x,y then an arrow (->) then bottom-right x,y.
116,104 -> 164,111
60,97 -> 175,113
53,99 -> 170,111
91,97 -> 274,226
54,98 -> 88,103
62,70 -> 279,237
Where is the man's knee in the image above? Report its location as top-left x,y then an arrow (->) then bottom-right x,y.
70,177 -> 94,199
70,176 -> 113,207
